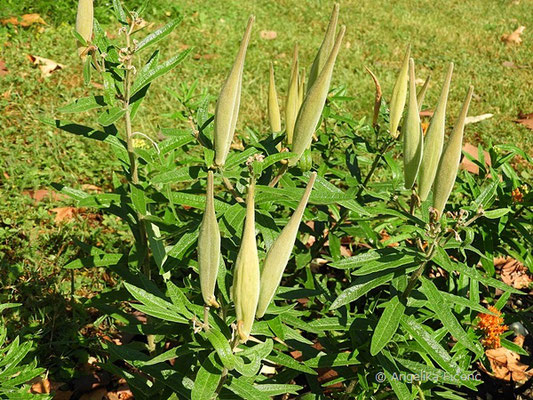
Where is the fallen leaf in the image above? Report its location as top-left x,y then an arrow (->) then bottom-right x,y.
465,113 -> 493,125
482,335 -> 533,382
79,388 -> 107,400
495,257 -> 532,290
50,207 -> 77,223
30,377 -> 51,394
460,143 -> 492,175
260,30 -> 277,40
81,184 -> 103,192
501,26 -> 525,45
515,112 -> 533,130
0,13 -> 47,27
27,54 -> 65,78
0,60 -> 8,76
192,53 -> 218,60
24,189 -> 66,203
419,109 -> 434,118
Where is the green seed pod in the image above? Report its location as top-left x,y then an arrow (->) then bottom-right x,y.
290,26 -> 346,165
403,58 -> 423,189
418,63 -> 453,201
417,74 -> 431,110
214,16 -> 254,167
232,179 -> 260,342
76,0 -> 94,60
285,45 -> 300,144
307,3 -> 339,91
433,86 -> 474,216
298,148 -> 313,172
198,171 -> 221,308
389,45 -> 410,139
256,173 -> 316,318
268,62 -> 282,133
298,68 -> 305,110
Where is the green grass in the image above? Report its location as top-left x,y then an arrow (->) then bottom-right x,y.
0,0 -> 532,380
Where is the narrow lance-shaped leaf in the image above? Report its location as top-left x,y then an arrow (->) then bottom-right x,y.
198,171 -> 221,308
268,62 -> 281,133
389,45 -> 410,138
290,26 -> 346,165
417,74 -> 431,110
433,86 -> 474,215
214,16 -> 254,166
76,0 -> 93,60
232,178 -> 260,342
256,172 -> 317,318
402,58 -> 423,189
285,45 -> 300,144
307,3 -> 339,91
418,63 -> 453,201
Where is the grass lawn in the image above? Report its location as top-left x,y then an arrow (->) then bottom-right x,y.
0,0 -> 532,380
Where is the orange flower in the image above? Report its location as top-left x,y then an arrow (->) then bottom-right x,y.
477,306 -> 507,349
511,187 -> 523,203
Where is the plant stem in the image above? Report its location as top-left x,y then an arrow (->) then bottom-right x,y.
123,22 -> 149,277
221,175 -> 244,203
401,239 -> 437,301
269,163 -> 288,187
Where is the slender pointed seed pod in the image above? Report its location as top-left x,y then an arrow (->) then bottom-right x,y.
256,173 -> 316,318
214,16 -> 254,167
232,179 -> 260,342
290,26 -> 346,165
403,58 -> 423,189
298,68 -> 305,110
285,45 -> 300,144
198,171 -> 221,308
307,3 -> 339,91
418,63 -> 454,201
389,45 -> 410,139
268,63 -> 282,133
417,75 -> 431,110
433,86 -> 474,216
76,0 -> 94,60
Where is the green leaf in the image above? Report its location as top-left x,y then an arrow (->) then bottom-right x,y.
420,277 -> 483,356
266,351 -> 317,375
140,345 -> 194,366
396,358 -> 479,389
331,248 -> 419,275
400,315 -> 461,375
131,49 -> 191,96
376,352 -> 413,400
112,0 -> 128,24
204,328 -> 237,370
304,351 -> 358,368
252,384 -> 302,396
433,247 -> 521,294
57,96 -> 107,113
483,208 -> 511,219
501,338 -> 529,356
330,270 -> 396,310
227,377 -> 273,400
124,282 -> 187,324
371,296 -> 405,356
151,166 -> 206,184
473,180 -> 498,209
64,253 -> 125,269
136,17 -> 182,52
98,107 -> 126,126
191,352 -> 221,400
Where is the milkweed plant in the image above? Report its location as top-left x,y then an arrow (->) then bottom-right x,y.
41,0 -> 533,398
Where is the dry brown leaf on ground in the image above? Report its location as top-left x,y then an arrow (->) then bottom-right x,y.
0,13 -> 47,27
30,377 -> 51,394
24,189 -> 66,203
515,112 -> 533,131
260,30 -> 277,40
0,60 -> 8,76
419,109 -> 434,118
50,207 -> 78,223
79,387 -> 107,400
27,54 -> 65,78
495,257 -> 532,290
460,142 -> 492,174
482,335 -> 533,382
501,26 -> 526,45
